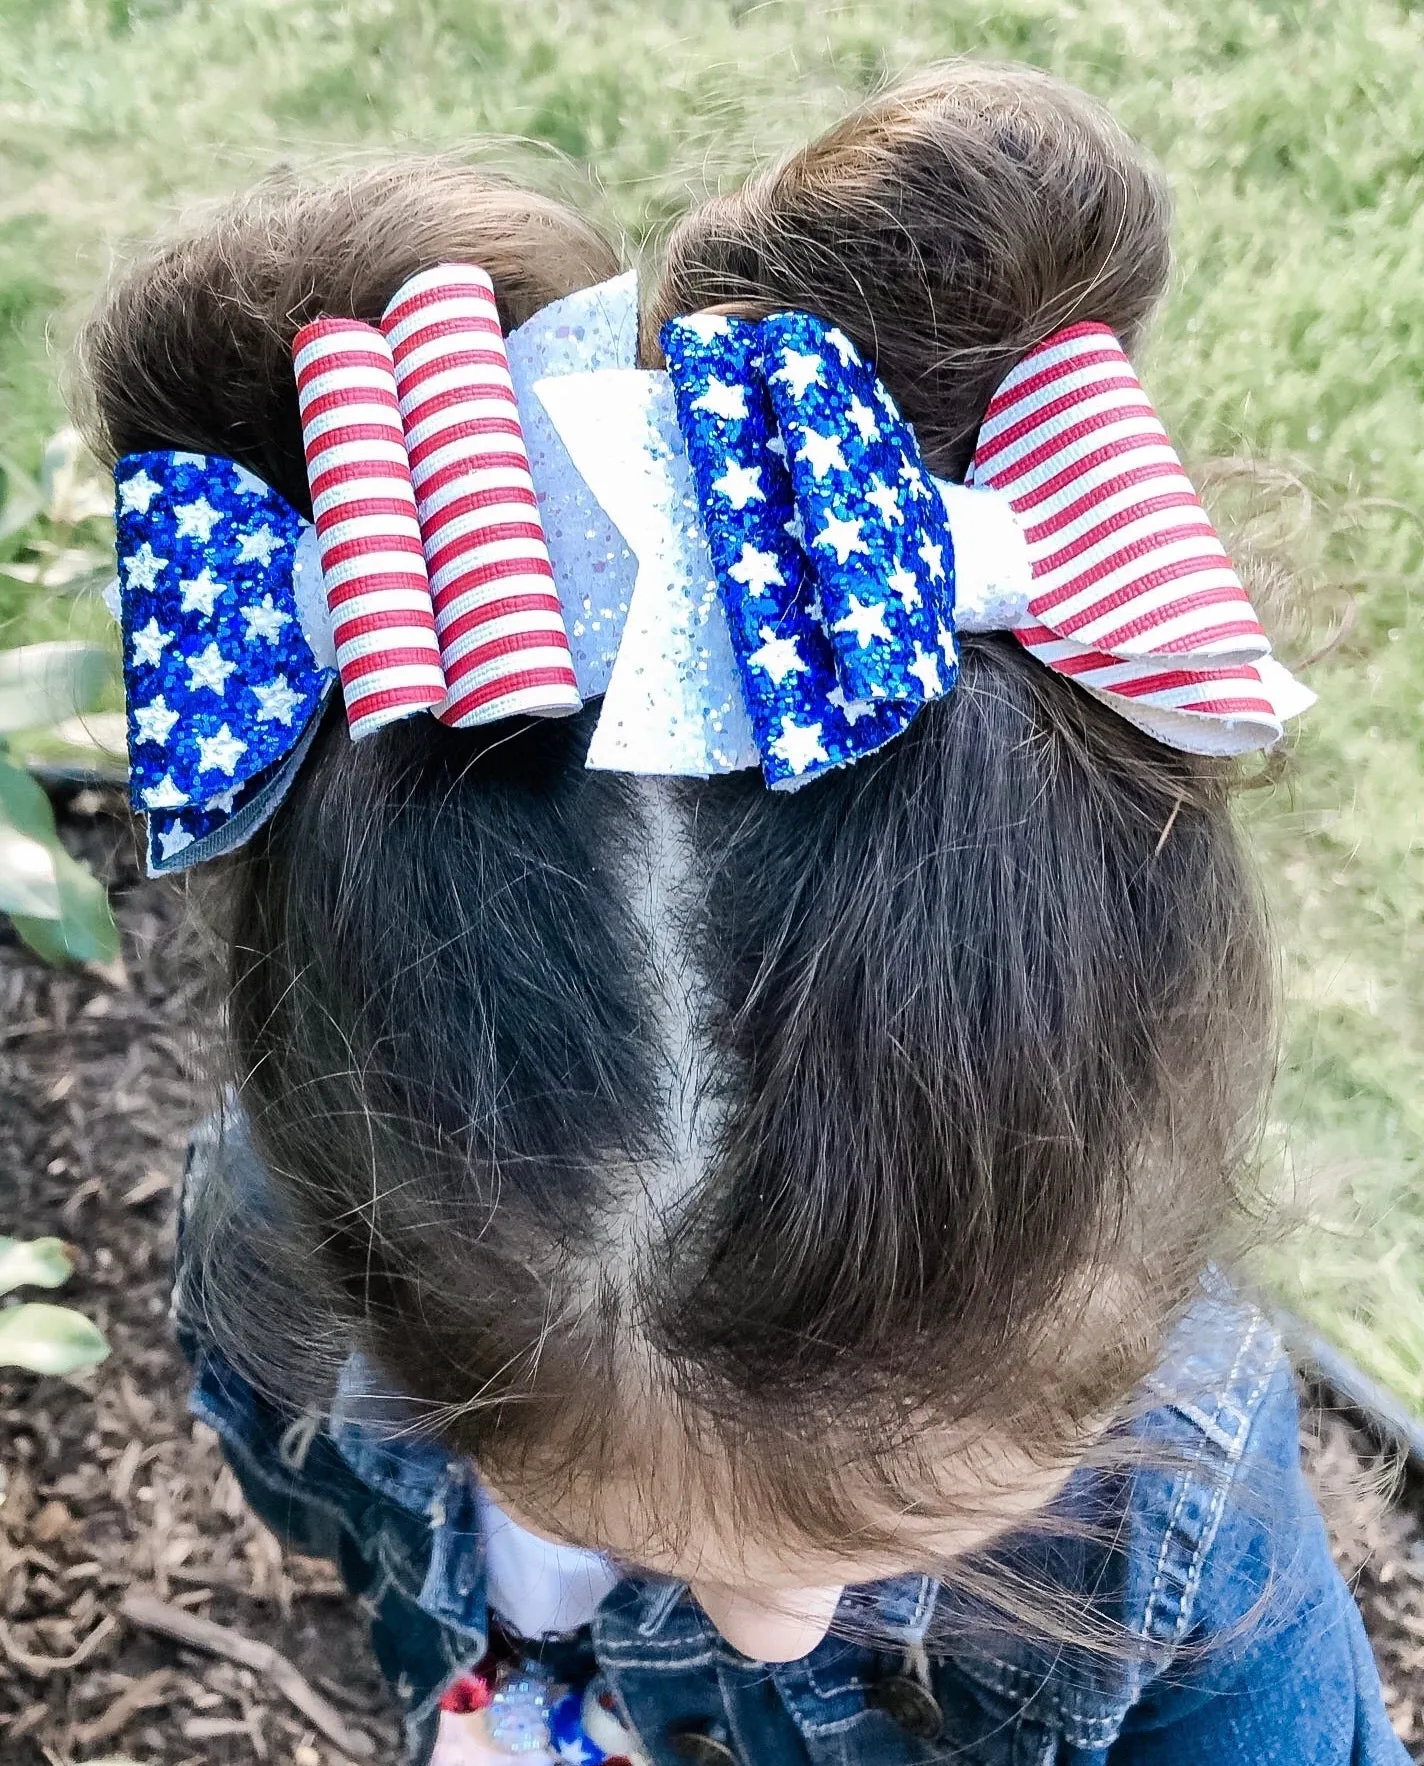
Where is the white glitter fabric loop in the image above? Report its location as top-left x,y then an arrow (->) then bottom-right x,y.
935,483 -> 1033,632
534,369 -> 758,777
505,270 -> 641,700
291,522 -> 337,670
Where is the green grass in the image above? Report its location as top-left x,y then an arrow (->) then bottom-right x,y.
2,0 -> 1421,1398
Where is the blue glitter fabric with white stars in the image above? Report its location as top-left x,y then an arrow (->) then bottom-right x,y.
661,311 -> 959,788
114,451 -> 335,870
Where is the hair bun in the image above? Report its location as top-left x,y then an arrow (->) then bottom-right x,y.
648,61 -> 1171,483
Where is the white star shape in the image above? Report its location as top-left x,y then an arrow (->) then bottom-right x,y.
205,789 -> 238,815
814,511 -> 866,564
232,464 -> 268,497
179,568 -> 224,616
795,429 -> 847,479
783,509 -> 806,547
771,349 -> 823,399
832,594 -> 892,649
187,641 -> 239,695
131,618 -> 172,667
877,383 -> 902,422
727,543 -> 784,598
156,822 -> 195,862
827,683 -> 875,727
252,674 -> 303,726
196,724 -> 248,776
242,593 -> 292,644
141,772 -> 188,810
769,714 -> 828,775
938,620 -> 958,665
908,640 -> 942,697
123,541 -> 168,593
555,1737 -> 593,1766
171,452 -> 207,467
824,327 -> 860,368
235,524 -> 284,567
899,456 -> 928,499
691,379 -> 748,423
846,396 -> 879,443
173,497 -> 220,541
766,432 -> 787,458
916,535 -> 946,582
118,469 -> 161,514
864,477 -> 902,526
887,565 -> 922,612
680,313 -> 730,340
747,627 -> 808,685
711,459 -> 765,510
133,695 -> 179,745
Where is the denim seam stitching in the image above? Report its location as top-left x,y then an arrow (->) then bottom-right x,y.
1140,1311 -> 1261,1644
1168,1335 -> 1275,1647
953,1313 -> 1278,1748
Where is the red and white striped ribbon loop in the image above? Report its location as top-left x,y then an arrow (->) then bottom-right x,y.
293,319 -> 445,740
381,265 -> 581,728
1009,624 -> 1310,754
968,322 -> 1268,668
967,321 -> 1310,754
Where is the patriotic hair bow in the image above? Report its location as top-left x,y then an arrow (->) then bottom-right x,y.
115,268 -> 639,873
659,311 -> 963,786
961,322 -> 1313,750
115,263 -> 1311,871
536,310 -> 1311,786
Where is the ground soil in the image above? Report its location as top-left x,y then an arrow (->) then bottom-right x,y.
1,793 -> 1423,1765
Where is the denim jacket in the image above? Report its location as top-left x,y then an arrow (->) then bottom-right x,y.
175,1113 -> 1407,1766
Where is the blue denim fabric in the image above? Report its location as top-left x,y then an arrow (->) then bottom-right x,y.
175,1112 -> 1408,1766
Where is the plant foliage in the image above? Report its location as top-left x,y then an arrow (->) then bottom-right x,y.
0,1234 -> 109,1375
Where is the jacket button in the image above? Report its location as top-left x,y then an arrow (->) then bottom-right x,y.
667,1720 -> 737,1766
867,1675 -> 944,1741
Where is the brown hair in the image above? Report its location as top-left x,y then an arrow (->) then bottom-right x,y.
78,64 -> 1273,1576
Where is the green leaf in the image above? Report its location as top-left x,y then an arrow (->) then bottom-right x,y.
9,716 -> 129,781
0,751 -> 63,843
0,643 -> 117,736
0,1236 -> 74,1297
0,541 -> 113,590
0,1303 -> 109,1374
52,712 -> 127,758
0,825 -> 62,918
11,866 -> 119,964
39,428 -> 113,527
0,453 -> 45,543
0,757 -> 119,963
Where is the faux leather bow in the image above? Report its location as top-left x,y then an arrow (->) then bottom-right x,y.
116,266 -> 1313,874
294,265 -> 581,739
662,313 -> 1308,780
116,264 -> 585,870
663,310 -> 961,787
964,321 -> 1309,752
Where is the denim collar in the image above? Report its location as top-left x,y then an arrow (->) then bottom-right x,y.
328,1351 -> 940,1646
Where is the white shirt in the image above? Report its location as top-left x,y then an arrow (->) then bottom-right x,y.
476,1481 -> 621,1638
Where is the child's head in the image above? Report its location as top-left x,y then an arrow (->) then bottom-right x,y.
82,63 -> 1276,1657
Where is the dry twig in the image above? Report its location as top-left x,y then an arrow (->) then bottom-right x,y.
71,1666 -> 175,1746
120,1592 -> 374,1759
0,1614 -> 117,1674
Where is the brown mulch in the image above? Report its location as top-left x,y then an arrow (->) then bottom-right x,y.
1308,1411 -> 1424,1754
0,790 -> 1422,1764
0,790 -> 399,1766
